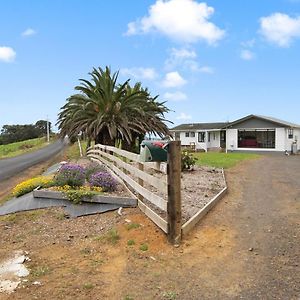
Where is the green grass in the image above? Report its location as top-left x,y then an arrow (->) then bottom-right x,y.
31,265 -> 51,277
127,239 -> 135,246
126,223 -> 141,230
64,141 -> 87,160
139,243 -> 149,251
0,137 -> 51,159
95,228 -> 121,245
83,283 -> 94,290
193,152 -> 260,169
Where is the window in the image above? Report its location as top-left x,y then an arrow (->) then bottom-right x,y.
190,132 -> 195,138
288,129 -> 293,139
238,129 -> 275,149
208,132 -> 211,142
185,132 -> 189,137
213,132 -> 216,140
175,132 -> 180,140
198,132 -> 205,142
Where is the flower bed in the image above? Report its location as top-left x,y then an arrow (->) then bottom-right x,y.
14,161 -> 137,207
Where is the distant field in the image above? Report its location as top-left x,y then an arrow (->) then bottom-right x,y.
0,138 -> 51,159
193,152 -> 260,169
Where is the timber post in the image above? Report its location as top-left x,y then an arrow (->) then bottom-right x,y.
167,141 -> 182,245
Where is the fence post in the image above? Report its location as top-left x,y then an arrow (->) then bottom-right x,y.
167,141 -> 182,245
138,162 -> 144,201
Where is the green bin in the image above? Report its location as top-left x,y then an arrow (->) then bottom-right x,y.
140,141 -> 168,162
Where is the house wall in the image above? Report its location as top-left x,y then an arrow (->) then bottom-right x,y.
276,128 -> 286,151
177,132 -> 197,147
226,127 -> 299,152
172,130 -> 221,151
285,128 -> 300,152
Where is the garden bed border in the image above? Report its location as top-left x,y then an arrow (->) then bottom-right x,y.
33,189 -> 137,207
181,169 -> 228,236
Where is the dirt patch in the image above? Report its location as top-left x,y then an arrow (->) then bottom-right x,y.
139,165 -> 225,223
0,155 -> 299,299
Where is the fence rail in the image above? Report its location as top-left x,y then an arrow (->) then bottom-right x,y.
87,143 -> 172,234
87,142 -> 227,244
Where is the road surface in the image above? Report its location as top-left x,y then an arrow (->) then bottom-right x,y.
0,139 -> 65,181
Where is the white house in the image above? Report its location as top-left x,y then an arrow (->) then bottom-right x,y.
170,115 -> 300,153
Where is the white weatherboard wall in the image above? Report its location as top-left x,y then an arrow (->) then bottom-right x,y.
226,128 -> 295,152
226,129 -> 238,151
178,130 -> 221,151
285,128 -> 300,151
276,128 -> 286,151
178,132 -> 196,147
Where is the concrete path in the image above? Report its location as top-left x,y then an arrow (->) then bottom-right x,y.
0,140 -> 66,181
0,192 -> 121,218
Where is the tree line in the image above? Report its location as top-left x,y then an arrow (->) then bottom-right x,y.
0,120 -> 52,145
57,66 -> 172,152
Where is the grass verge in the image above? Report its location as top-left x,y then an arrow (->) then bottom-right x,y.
193,152 -> 260,169
0,137 -> 52,159
64,141 -> 87,160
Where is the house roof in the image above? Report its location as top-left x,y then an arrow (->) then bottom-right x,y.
226,114 -> 300,129
170,115 -> 300,132
170,122 -> 228,131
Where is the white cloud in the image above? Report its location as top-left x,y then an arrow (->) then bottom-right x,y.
120,67 -> 157,80
126,0 -> 225,44
165,47 -> 196,69
259,13 -> 300,47
164,91 -> 187,101
170,48 -> 197,59
0,46 -> 16,63
186,62 -> 214,73
240,49 -> 255,60
241,39 -> 256,48
22,28 -> 36,37
165,47 -> 214,73
176,112 -> 192,120
162,71 -> 186,88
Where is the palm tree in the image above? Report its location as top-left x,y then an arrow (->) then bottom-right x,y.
57,66 -> 171,148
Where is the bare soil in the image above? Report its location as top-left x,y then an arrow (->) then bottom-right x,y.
0,154 -> 299,299
135,165 -> 225,223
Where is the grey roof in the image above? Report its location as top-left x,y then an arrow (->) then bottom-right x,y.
227,114 -> 300,128
170,122 -> 228,131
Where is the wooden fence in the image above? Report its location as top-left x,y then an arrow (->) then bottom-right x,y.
87,141 -> 227,244
87,141 -> 182,244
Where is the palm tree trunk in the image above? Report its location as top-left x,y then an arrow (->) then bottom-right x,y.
95,127 -> 115,146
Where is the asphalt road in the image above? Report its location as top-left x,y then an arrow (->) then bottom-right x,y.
0,139 -> 66,181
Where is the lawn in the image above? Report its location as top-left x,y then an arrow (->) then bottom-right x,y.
193,152 -> 260,169
0,137 -> 51,159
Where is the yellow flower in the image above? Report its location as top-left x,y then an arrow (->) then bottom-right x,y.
13,175 -> 54,197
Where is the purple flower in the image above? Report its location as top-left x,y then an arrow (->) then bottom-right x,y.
89,171 -> 118,192
55,164 -> 86,187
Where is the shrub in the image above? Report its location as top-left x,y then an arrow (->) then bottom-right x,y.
54,164 -> 85,187
13,176 -> 54,197
51,185 -> 103,204
85,161 -> 107,181
181,151 -> 197,171
89,171 -> 118,192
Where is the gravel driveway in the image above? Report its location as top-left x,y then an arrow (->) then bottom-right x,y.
179,154 -> 300,299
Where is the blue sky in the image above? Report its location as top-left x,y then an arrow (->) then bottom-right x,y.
1,0 -> 300,131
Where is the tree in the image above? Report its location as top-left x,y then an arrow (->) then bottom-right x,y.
35,120 -> 52,137
57,66 -> 171,149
